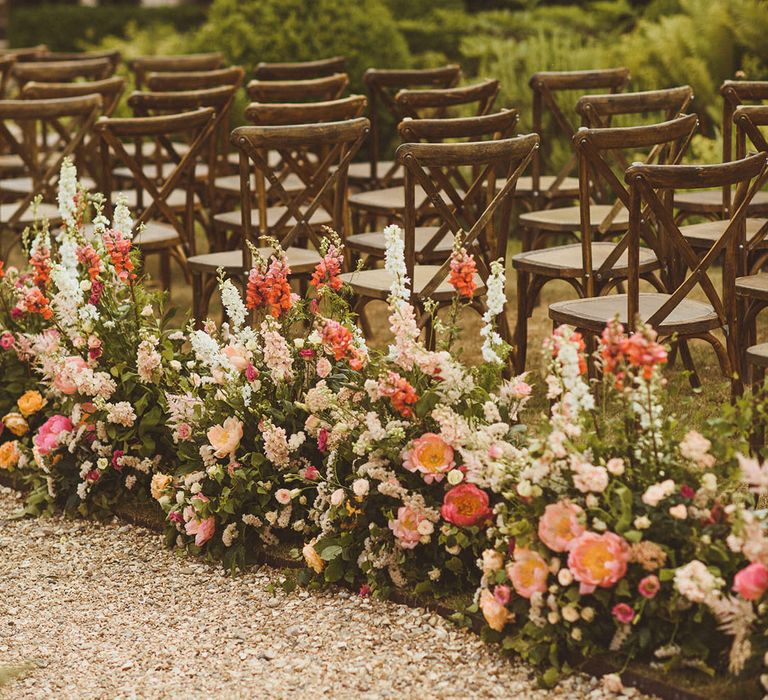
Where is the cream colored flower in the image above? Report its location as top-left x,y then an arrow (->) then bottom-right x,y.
302,541 -> 325,574
207,416 -> 243,459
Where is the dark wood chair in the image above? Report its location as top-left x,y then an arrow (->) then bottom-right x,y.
130,53 -> 225,90
245,73 -> 349,103
0,94 -> 102,257
341,133 -> 539,355
252,56 -> 347,81
189,117 -> 369,322
514,114 -> 698,373
576,85 -> 694,128
0,45 -> 48,60
95,108 -> 218,292
33,50 -> 121,71
146,66 -> 245,92
0,55 -> 15,99
11,58 -> 115,91
549,152 -> 768,386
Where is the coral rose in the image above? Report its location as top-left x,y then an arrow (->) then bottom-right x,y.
538,500 -> 586,553
207,416 -> 244,459
302,541 -> 325,574
567,531 -> 629,595
480,588 -> 513,632
403,433 -> 455,484
506,549 -> 549,599
733,562 -> 768,601
441,483 -> 492,527
33,414 -> 73,455
0,440 -> 20,469
2,412 -> 29,437
389,506 -> 426,549
17,390 -> 46,417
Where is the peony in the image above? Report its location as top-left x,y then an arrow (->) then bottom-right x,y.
2,412 -> 29,437
538,501 -> 586,553
441,483 -> 492,527
479,588 -> 513,632
54,356 -> 88,395
185,515 -> 216,547
506,549 -> 549,599
611,602 -> 634,623
388,506 -> 426,549
222,344 -> 250,371
303,541 -> 325,574
567,531 -> 629,594
17,390 -> 46,418
34,414 -> 73,455
403,433 -> 455,484
669,504 -> 688,520
150,473 -> 173,501
207,416 -> 243,459
733,562 -> 768,601
0,440 -> 20,469
638,574 -> 660,599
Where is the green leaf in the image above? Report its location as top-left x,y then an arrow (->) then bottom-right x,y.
320,544 -> 343,561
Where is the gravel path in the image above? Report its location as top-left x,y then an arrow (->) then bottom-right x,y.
0,487 -> 647,699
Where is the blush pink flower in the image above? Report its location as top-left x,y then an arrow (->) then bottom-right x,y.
388,506 -> 426,549
567,531 -> 630,595
493,584 -> 512,605
403,433 -> 455,484
506,549 -> 549,599
185,515 -> 216,547
733,561 -> 768,601
316,357 -> 332,378
638,574 -> 660,599
54,356 -> 88,395
0,332 -> 14,350
34,414 -> 74,455
479,588 -> 513,632
538,501 -> 586,553
206,416 -> 243,459
223,344 -> 250,371
441,483 -> 492,527
176,423 -> 192,441
611,603 -> 634,624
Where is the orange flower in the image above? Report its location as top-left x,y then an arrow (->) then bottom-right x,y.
77,244 -> 102,282
0,440 -> 20,470
378,371 -> 418,418
30,246 -> 51,287
103,229 -> 135,283
310,245 -> 344,292
17,390 -> 46,418
246,257 -> 293,318
448,247 -> 477,298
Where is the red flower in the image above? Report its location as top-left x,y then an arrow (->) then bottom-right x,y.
77,244 -> 102,283
448,247 -> 477,298
246,256 -> 293,318
680,484 -> 695,500
441,483 -> 492,527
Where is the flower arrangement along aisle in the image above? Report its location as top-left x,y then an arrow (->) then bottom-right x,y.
298,227 -> 532,596
476,320 -> 768,687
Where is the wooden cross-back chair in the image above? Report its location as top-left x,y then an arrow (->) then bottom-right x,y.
0,94 -> 103,258
0,55 -> 15,99
146,66 -> 245,92
576,86 -> 694,129
96,107 -> 217,292
0,46 -> 48,61
11,58 -> 115,92
252,56 -> 347,81
356,65 -> 462,190
189,117 -> 369,322
344,109 -> 519,269
550,152 -> 768,387
33,50 -> 121,71
514,114 -> 698,373
524,68 -> 630,210
245,74 -> 349,103
130,53 -> 225,90
341,133 -> 538,355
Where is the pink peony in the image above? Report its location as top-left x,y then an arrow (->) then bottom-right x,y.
506,549 -> 549,599
567,531 -> 629,595
185,515 -> 216,547
54,356 -> 87,395
441,483 -> 492,527
733,561 -> 768,601
638,575 -> 660,599
34,414 -> 74,456
611,602 -> 634,623
403,433 -> 455,484
538,501 -> 586,553
388,506 -> 426,549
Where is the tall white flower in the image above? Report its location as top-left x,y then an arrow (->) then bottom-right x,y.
112,195 -> 134,238
57,158 -> 78,229
219,277 -> 247,331
480,259 -> 506,364
383,224 -> 409,303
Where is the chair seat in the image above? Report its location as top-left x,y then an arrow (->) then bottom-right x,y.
213,206 -> 332,231
746,342 -> 768,368
132,221 -> 181,250
681,217 -> 768,249
736,272 -> 768,301
116,188 -> 193,210
0,175 -> 97,196
346,226 -> 454,260
340,265 -> 486,302
0,201 -> 61,226
348,185 -> 457,214
214,172 -> 305,196
549,292 -> 719,334
0,154 -> 25,173
674,189 -> 768,214
112,162 -> 209,181
188,246 -> 321,275
513,242 -> 658,278
519,204 -> 629,233
346,160 -> 403,183
496,175 -> 580,197
122,141 -> 190,159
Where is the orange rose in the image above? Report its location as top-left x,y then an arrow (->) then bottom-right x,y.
150,473 -> 174,501
2,412 -> 29,437
0,440 -> 20,470
302,540 -> 325,574
17,390 -> 46,418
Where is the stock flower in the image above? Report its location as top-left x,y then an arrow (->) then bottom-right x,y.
207,417 -> 244,459
310,244 -> 344,292
320,319 -> 364,370
567,531 -> 629,595
733,562 -> 768,601
0,440 -> 20,469
303,541 -> 325,574
17,390 -> 46,418
611,603 -> 634,624
30,245 -> 51,287
479,588 -> 513,632
246,256 -> 293,318
389,506 -> 426,549
403,433 -> 455,484
448,247 -> 477,298
2,412 -> 29,437
538,501 -> 586,553
638,575 -> 661,599
22,286 -> 53,320
34,414 -> 73,455
378,372 -> 418,418
507,549 -> 549,599
103,229 -> 136,282
76,244 -> 101,283
441,483 -> 492,527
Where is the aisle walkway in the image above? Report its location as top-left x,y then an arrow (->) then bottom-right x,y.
0,488 -> 641,699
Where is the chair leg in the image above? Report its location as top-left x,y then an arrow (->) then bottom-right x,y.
514,269 -> 529,375
678,339 -> 701,389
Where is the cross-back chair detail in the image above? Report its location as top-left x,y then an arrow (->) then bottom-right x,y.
32,49 -> 121,70
145,66 -> 245,92
11,58 -> 115,91
577,85 -> 694,128
252,56 -> 347,81
130,53 -> 225,90
245,74 -> 349,104
394,78 -> 500,119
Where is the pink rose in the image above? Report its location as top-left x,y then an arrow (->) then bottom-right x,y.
638,575 -> 660,599
275,488 -> 292,505
440,483 -> 491,527
493,584 -> 512,605
611,603 -> 634,624
733,562 -> 768,601
34,414 -> 74,455
176,423 -> 192,441
54,356 -> 87,395
403,433 -> 455,484
0,332 -> 14,350
302,465 -> 320,481
185,515 -> 216,547
538,501 -> 586,553
223,344 -> 250,371
506,548 -> 549,599
388,506 -> 425,549
567,531 -> 629,595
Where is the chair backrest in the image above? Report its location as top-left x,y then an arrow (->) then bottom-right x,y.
398,109 -> 519,143
130,53 -> 225,89
576,86 -> 694,128
245,73 -> 349,103
244,95 -> 367,126
12,58 -> 115,89
0,94 -> 102,228
146,66 -> 244,92
573,113 -> 699,295
33,50 -> 121,71
95,108 -> 217,251
625,153 -> 768,355
397,133 -> 539,300
395,79 -> 500,119
733,105 -> 768,222
0,45 -> 48,61
363,64 -> 462,185
253,56 -> 347,81
529,67 -> 630,204
230,117 -> 369,264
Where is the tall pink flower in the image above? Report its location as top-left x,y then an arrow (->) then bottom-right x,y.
403,433 -> 455,484
538,500 -> 586,552
506,549 -> 549,599
567,531 -> 629,595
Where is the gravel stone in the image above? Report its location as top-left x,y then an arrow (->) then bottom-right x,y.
0,488 -> 653,699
